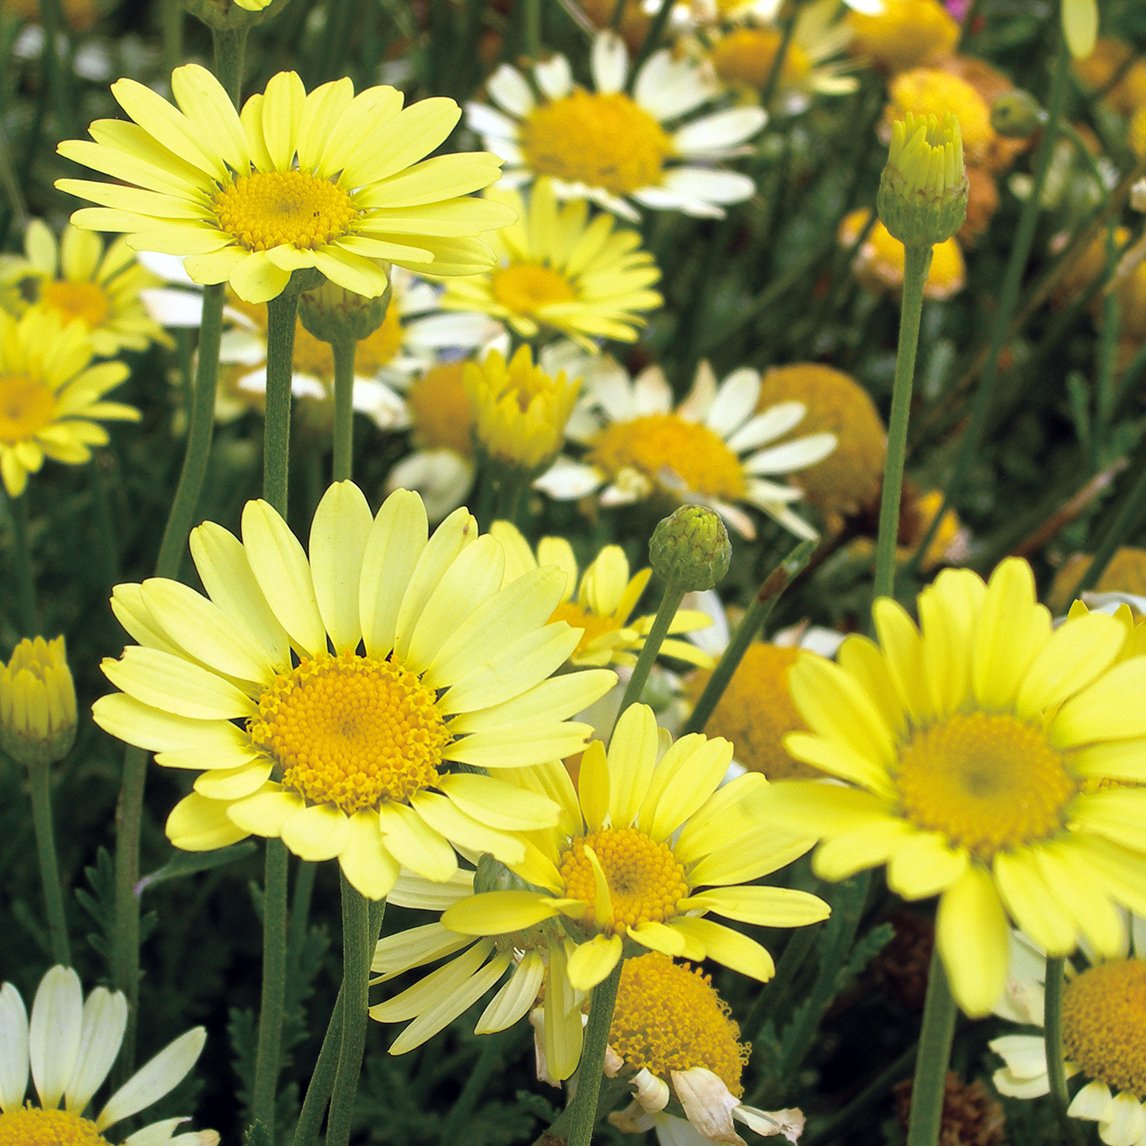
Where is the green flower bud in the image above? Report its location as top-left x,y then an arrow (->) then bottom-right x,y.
991,90 -> 1044,139
0,637 -> 77,768
184,0 -> 289,29
649,505 -> 731,591
299,278 -> 393,345
877,112 -> 968,249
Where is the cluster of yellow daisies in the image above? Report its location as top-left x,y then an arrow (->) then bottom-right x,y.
3,0 -> 1146,1144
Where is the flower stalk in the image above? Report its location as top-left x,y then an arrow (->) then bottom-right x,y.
565,960 -> 623,1146
27,758 -> 71,964
905,948 -> 958,1146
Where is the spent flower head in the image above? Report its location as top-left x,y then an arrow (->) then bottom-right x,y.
878,112 -> 968,248
0,637 -> 78,768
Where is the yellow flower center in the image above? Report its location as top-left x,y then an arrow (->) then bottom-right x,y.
710,28 -> 812,91
1062,959 -> 1146,1097
212,170 -> 360,252
0,374 -> 57,443
407,362 -> 475,455
559,827 -> 689,933
550,601 -> 621,659
588,413 -> 747,500
248,650 -> 451,814
491,264 -> 577,317
0,1107 -> 110,1146
896,712 -> 1076,860
687,644 -> 818,781
521,90 -> 671,194
610,952 -> 749,1094
40,280 -> 111,329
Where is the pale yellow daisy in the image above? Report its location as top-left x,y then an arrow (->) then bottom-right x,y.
0,220 -> 170,356
440,180 -> 662,348
758,558 -> 1146,1016
0,307 -> 139,497
467,30 -> 767,220
536,357 -> 837,540
0,965 -> 216,1145
92,481 -> 615,899
490,520 -> 713,670
57,64 -> 515,303
441,702 -> 829,995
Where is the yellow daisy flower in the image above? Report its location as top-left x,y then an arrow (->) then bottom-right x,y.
536,357 -> 837,540
92,481 -> 615,899
491,520 -> 713,670
465,344 -> 581,473
839,209 -> 966,300
369,865 -> 574,1060
0,307 -> 139,497
467,30 -> 767,220
0,220 -> 170,356
57,65 -> 515,304
846,0 -> 958,73
0,965 -> 216,1145
758,558 -> 1146,1016
440,180 -> 663,348
440,702 -> 829,994
606,952 -> 805,1144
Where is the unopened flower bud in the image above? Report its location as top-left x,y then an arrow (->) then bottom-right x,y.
0,637 -> 78,768
991,90 -> 1044,139
878,112 -> 968,249
649,506 -> 731,591
184,0 -> 288,29
299,277 -> 393,345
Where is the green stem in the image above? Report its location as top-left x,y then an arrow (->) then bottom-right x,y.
325,876 -> 381,1146
1044,956 -> 1087,1146
873,243 -> 931,604
292,983 -> 344,1146
154,283 -> 225,579
211,26 -> 248,104
614,583 -> 686,728
6,492 -> 40,634
26,759 -> 70,965
904,947 -> 957,1146
161,0 -> 184,78
758,0 -> 799,109
36,0 -> 75,139
564,960 -> 623,1146
264,293 -> 300,515
491,465 -> 530,529
524,0 -> 541,59
112,746 -> 146,1072
630,0 -> 673,82
905,29 -> 1072,578
251,840 -> 289,1138
331,338 -> 357,482
683,538 -> 815,736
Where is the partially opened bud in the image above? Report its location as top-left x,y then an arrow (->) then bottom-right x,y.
0,637 -> 78,767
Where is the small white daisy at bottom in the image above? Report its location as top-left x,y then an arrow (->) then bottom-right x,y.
991,919 -> 1146,1146
0,966 -> 215,1145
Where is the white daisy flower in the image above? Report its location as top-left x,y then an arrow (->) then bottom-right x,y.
991,919 -> 1146,1146
534,357 -> 836,540
466,29 -> 767,220
0,965 -> 215,1145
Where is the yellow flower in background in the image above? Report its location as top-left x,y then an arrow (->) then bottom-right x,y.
465,345 -> 580,472
759,558 -> 1146,1016
884,69 -> 994,168
0,221 -> 170,356
441,703 -> 829,997
0,965 -> 217,1145
607,952 -> 805,1145
57,65 -> 514,303
491,520 -> 713,670
839,209 -> 966,300
441,181 -> 663,348
92,482 -> 615,899
1048,549 -> 1146,615
0,636 -> 78,768
467,30 -> 766,220
846,0 -> 958,73
0,308 -> 139,497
